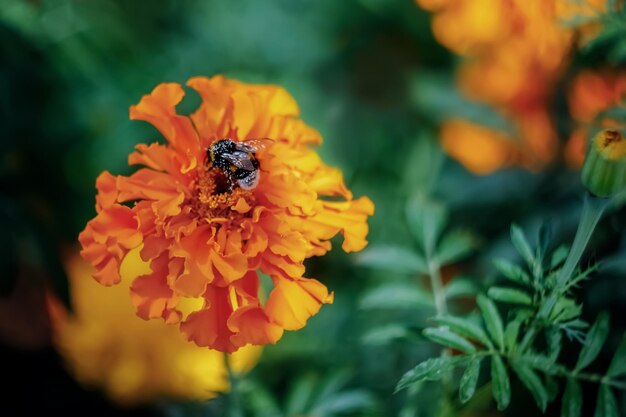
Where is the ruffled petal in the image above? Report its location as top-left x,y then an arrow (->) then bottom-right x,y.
265,277 -> 334,330
79,204 -> 142,286
129,83 -> 201,172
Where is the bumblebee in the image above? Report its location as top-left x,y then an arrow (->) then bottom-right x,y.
207,138 -> 270,190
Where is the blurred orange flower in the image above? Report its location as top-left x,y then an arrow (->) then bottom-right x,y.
566,70 -> 626,167
49,249 -> 261,405
416,0 -> 607,174
79,76 -> 374,352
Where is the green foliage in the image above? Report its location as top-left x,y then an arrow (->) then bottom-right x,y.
396,223 -> 626,416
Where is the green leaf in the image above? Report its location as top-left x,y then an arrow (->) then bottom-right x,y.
310,390 -> 376,416
423,328 -> 476,353
285,373 -> 318,415
487,287 -> 533,305
477,294 -> 504,349
403,133 -> 444,194
493,258 -> 531,286
396,356 -> 468,392
504,317 -> 523,351
594,384 -> 619,417
550,245 -> 569,269
491,355 -> 511,411
436,230 -> 475,266
607,333 -> 626,377
511,360 -> 549,412
285,373 -> 317,416
516,354 -> 562,376
357,246 -> 428,274
405,194 -> 448,256
459,358 -> 481,403
551,297 -> 583,323
575,312 -> 610,371
361,325 -> 411,345
445,277 -> 478,299
510,224 -> 535,269
360,283 -> 433,310
537,222 -> 552,266
561,378 -> 582,417
547,329 -> 562,363
545,376 -> 559,403
432,315 -> 492,348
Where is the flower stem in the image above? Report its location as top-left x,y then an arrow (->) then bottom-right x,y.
224,353 -> 244,417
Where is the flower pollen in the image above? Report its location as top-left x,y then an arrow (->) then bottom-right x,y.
192,167 -> 255,221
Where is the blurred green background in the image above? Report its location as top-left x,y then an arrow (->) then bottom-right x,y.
1,1 -> 625,417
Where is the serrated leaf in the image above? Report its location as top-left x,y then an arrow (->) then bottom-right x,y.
436,230 -> 475,266
551,297 -> 583,323
493,258 -> 531,286
357,246 -> 428,274
423,328 -> 476,353
432,315 -> 492,348
594,384 -> 619,417
575,312 -> 610,371
477,294 -> 504,349
561,378 -> 582,417
607,333 -> 626,377
491,355 -> 511,411
360,283 -> 433,310
511,224 -> 535,269
511,360 -> 549,412
487,287 -> 533,305
459,358 -> 481,403
396,356 -> 468,392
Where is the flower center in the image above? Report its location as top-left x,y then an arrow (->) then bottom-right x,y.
191,167 -> 255,221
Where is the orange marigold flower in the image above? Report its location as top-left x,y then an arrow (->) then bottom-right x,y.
78,76 -> 374,352
417,0 -> 608,174
48,249 -> 261,405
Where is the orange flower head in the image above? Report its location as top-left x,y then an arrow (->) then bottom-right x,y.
79,76 -> 374,352
417,0 -> 610,174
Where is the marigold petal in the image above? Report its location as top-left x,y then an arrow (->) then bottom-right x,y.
129,82 -> 200,171
307,197 -> 375,253
79,204 -> 142,286
129,254 -> 177,320
265,277 -> 333,330
95,171 -> 119,212
180,286 -> 238,352
229,306 -> 284,346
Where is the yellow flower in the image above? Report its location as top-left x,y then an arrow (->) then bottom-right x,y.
78,76 -> 374,352
48,249 -> 261,405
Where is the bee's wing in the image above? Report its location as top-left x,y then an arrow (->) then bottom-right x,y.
221,150 -> 256,171
237,138 -> 273,153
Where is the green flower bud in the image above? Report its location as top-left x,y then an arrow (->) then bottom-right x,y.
581,129 -> 626,198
